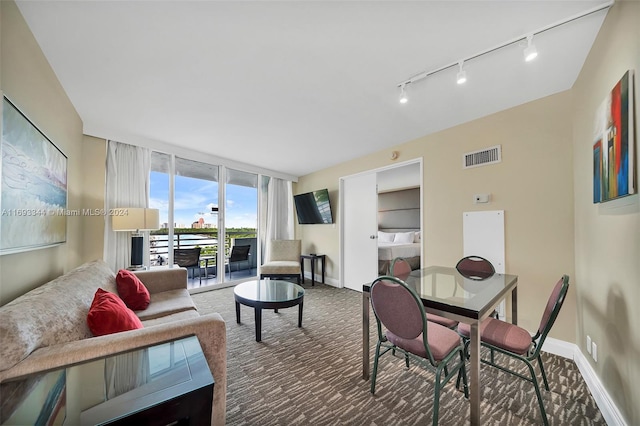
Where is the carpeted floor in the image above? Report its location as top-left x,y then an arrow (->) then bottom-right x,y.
192,283 -> 605,425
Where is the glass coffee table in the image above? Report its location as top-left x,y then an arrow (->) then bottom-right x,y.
234,279 -> 305,342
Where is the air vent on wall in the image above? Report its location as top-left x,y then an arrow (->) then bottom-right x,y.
463,145 -> 502,169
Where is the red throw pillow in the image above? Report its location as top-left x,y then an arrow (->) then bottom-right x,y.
87,288 -> 143,336
116,269 -> 150,311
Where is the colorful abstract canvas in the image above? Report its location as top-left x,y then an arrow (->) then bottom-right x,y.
593,70 -> 636,203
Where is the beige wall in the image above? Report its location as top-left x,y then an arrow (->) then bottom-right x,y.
297,90 -> 577,342
81,135 -> 108,263
572,2 -> 640,424
0,1 -> 106,304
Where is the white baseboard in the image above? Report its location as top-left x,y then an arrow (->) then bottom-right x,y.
541,336 -> 576,359
302,272 -> 340,287
543,337 -> 626,426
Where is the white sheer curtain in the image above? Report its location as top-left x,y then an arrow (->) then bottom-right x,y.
104,141 -> 151,272
264,177 -> 293,261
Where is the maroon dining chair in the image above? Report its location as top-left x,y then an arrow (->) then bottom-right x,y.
456,255 -> 498,318
457,275 -> 570,426
390,257 -> 458,329
455,255 -> 495,280
389,257 -> 411,279
369,276 -> 468,425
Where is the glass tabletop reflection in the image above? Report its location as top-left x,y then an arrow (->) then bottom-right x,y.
234,279 -> 305,303
403,266 -> 518,319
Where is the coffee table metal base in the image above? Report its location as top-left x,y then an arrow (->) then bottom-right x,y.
234,280 -> 305,342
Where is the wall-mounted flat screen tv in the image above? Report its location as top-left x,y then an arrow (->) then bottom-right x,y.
294,188 -> 333,224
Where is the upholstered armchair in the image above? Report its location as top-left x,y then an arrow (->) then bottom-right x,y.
260,240 -> 302,283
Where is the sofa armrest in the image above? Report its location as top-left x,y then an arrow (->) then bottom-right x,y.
134,268 -> 188,293
0,313 -> 227,426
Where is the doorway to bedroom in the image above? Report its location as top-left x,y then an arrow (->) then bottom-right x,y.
340,159 -> 422,291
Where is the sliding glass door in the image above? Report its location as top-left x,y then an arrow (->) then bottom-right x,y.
149,152 -> 260,287
224,169 -> 258,281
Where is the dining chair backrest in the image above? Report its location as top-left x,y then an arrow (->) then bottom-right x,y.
390,257 -> 411,279
455,255 -> 495,280
174,247 -> 201,267
536,275 -> 570,339
370,276 -> 435,365
371,278 -> 423,340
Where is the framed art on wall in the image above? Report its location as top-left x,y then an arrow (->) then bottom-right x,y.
1,97 -> 68,255
593,70 -> 636,203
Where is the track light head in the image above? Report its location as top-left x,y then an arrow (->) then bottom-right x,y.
456,61 -> 467,85
399,84 -> 408,104
524,34 -> 538,62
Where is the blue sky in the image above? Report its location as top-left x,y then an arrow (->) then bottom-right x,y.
149,172 -> 257,229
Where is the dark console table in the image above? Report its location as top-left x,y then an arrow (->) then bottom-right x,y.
1,336 -> 214,426
300,253 -> 326,286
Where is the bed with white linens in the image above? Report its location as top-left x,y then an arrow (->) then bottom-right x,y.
377,230 -> 421,274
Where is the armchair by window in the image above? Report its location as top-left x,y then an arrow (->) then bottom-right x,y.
260,240 -> 301,284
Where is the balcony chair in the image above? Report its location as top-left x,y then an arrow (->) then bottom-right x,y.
390,257 -> 458,330
369,276 -> 468,426
174,247 -> 202,284
260,240 -> 301,284
226,245 -> 251,279
457,275 -> 570,426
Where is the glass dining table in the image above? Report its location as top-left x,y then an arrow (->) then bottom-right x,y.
362,265 -> 518,426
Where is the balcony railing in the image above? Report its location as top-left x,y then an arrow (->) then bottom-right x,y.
149,229 -> 256,269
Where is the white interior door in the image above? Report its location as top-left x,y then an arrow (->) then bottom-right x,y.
342,172 -> 378,291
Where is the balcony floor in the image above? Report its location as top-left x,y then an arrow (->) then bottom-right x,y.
186,267 -> 258,289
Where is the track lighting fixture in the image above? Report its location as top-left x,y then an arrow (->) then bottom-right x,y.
456,61 -> 467,85
399,84 -> 408,104
395,0 -> 613,100
524,34 -> 538,62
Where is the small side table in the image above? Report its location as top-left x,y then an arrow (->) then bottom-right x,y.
300,254 -> 326,286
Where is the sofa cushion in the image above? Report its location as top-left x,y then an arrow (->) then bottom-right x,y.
0,260 -> 118,372
116,269 -> 150,310
260,261 -> 301,275
135,289 -> 197,321
141,309 -> 201,328
87,289 -> 143,336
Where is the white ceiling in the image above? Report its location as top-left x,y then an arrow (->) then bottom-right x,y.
15,1 -> 610,178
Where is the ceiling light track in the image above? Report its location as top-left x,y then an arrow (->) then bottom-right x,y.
396,0 -> 614,96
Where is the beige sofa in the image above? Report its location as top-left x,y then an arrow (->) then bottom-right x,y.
0,260 -> 226,426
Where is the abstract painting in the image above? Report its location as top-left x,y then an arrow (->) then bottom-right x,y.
1,97 -> 67,254
593,70 -> 636,203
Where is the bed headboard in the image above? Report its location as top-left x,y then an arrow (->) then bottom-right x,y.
378,188 -> 420,232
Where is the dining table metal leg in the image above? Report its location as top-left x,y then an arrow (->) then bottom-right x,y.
470,321 -> 481,426
363,291 -> 370,380
512,286 -> 518,324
